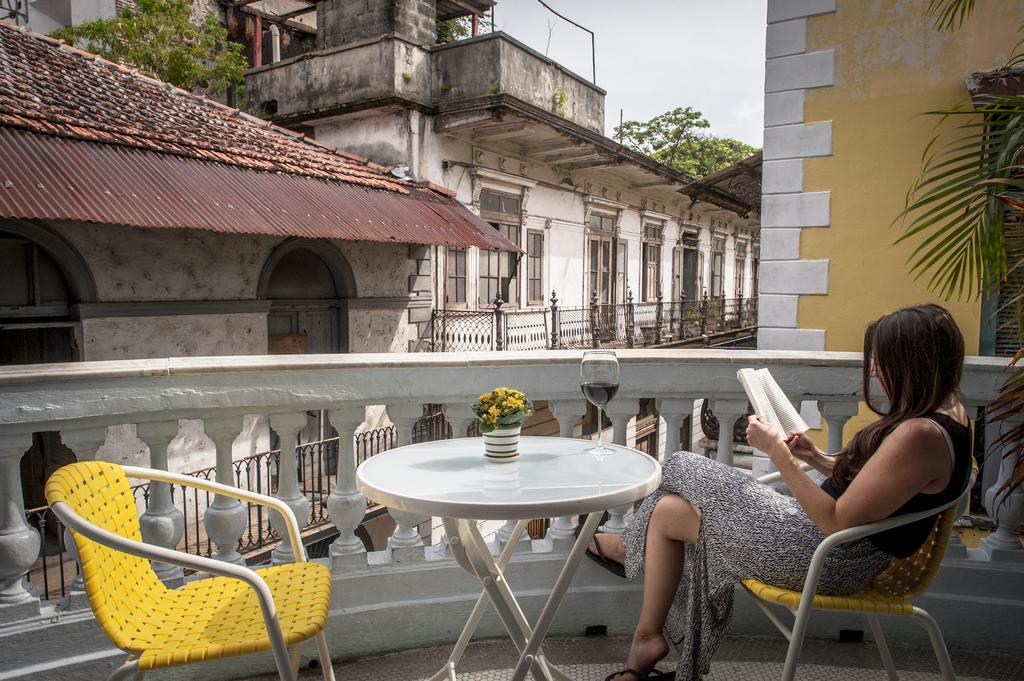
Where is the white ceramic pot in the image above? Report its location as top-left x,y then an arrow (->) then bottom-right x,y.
482,425 -> 521,461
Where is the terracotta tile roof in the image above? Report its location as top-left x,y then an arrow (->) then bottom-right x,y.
0,21 -> 520,251
0,21 -> 403,191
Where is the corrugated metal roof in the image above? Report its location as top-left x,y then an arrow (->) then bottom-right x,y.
0,127 -> 520,251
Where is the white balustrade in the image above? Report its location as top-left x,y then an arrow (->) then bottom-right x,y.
326,406 -> 367,570
0,350 -> 1013,625
657,397 -> 696,462
136,421 -> 186,585
444,403 -> 476,440
269,413 -> 311,565
819,400 -> 860,454
547,400 -> 587,548
0,432 -> 38,611
603,398 -> 641,534
59,426 -> 110,599
710,398 -> 749,469
979,418 -> 1024,563
202,417 -> 248,565
386,404 -> 427,560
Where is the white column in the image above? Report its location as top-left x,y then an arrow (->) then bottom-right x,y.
656,398 -> 694,463
326,406 -> 367,570
978,419 -> 1024,563
710,398 -> 748,468
202,417 -> 248,565
136,421 -> 185,585
0,432 -> 39,611
603,398 -> 640,534
444,403 -> 476,440
269,413 -> 311,565
819,401 -> 859,454
547,400 -> 586,548
436,404 -> 477,554
386,404 -> 425,561
59,426 -> 109,600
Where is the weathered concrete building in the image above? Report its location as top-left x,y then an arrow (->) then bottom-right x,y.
0,20 -> 516,506
244,0 -> 760,329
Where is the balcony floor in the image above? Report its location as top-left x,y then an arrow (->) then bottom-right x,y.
250,634 -> 1023,680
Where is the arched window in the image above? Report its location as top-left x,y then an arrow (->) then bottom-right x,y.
0,223 -> 94,364
258,239 -> 355,354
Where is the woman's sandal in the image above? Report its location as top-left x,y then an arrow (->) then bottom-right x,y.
577,525 -> 626,579
603,668 -> 676,681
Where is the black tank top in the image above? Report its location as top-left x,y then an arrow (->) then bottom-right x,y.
820,412 -> 972,559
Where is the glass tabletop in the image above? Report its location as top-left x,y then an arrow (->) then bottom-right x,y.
356,436 -> 662,520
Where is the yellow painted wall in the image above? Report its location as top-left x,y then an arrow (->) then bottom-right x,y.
799,1 -> 1024,442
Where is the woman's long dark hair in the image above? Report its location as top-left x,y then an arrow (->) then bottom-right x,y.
831,304 -> 965,487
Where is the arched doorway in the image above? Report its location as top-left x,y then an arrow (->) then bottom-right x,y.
258,239 -> 356,453
0,221 -> 96,519
258,239 -> 355,354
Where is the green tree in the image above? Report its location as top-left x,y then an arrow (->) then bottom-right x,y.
613,106 -> 759,178
52,0 -> 247,97
899,0 -> 1023,495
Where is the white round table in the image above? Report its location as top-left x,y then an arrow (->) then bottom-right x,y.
357,436 -> 661,681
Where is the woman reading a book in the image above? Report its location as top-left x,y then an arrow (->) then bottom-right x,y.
592,304 -> 972,681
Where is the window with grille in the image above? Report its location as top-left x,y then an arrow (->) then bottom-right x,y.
445,247 -> 466,305
527,230 -> 544,305
735,258 -> 745,298
588,212 -> 619,304
589,213 -> 616,232
642,242 -> 661,301
479,190 -> 521,307
710,238 -> 725,298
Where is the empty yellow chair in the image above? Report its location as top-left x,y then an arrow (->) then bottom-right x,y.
46,461 -> 336,681
742,464 -> 974,681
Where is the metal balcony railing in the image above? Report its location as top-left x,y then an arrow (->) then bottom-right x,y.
428,291 -> 757,352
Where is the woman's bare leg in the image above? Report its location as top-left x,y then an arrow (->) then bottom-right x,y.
595,494 -> 701,680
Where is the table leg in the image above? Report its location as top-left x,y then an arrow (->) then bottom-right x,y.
428,519 -> 529,681
508,511 -> 603,681
443,518 -> 567,681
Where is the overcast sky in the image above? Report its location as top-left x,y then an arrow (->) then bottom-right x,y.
489,0 -> 768,147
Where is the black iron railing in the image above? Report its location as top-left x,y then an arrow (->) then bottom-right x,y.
428,291 -> 757,352
25,406 -> 452,601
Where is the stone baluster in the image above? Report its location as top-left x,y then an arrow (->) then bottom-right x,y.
819,401 -> 859,455
59,426 -> 110,601
326,406 -> 367,571
709,398 -> 748,469
547,400 -> 587,548
202,417 -> 248,565
444,403 -> 476,440
136,421 -> 185,585
978,417 -> 1024,563
603,398 -> 640,534
386,404 -> 426,561
0,432 -> 39,616
430,404 -> 478,556
656,398 -> 693,464
268,413 -> 311,565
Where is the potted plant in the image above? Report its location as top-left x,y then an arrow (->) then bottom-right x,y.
473,387 -> 533,461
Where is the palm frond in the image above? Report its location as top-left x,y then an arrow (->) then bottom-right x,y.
896,95 -> 1024,300
927,0 -> 976,31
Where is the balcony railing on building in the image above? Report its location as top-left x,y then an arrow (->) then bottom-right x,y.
0,350 -> 1017,679
24,407 -> 450,602
426,290 -> 757,352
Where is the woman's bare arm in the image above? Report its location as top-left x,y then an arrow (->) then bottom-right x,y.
749,418 -> 952,535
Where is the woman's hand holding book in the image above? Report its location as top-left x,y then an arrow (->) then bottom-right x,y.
785,432 -> 834,475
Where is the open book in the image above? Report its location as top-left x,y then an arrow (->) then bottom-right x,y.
737,368 -> 809,435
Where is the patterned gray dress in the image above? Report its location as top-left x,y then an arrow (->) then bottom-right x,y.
622,452 -> 892,681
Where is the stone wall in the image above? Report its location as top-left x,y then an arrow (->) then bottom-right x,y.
318,0 -> 437,49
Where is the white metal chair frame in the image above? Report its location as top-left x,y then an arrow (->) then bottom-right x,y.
51,465 -> 337,681
749,464 -> 971,681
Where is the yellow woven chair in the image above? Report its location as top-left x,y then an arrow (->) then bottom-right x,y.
45,461 -> 337,681
742,463 -> 974,681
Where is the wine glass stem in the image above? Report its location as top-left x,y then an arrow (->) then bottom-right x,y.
597,406 -> 604,448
